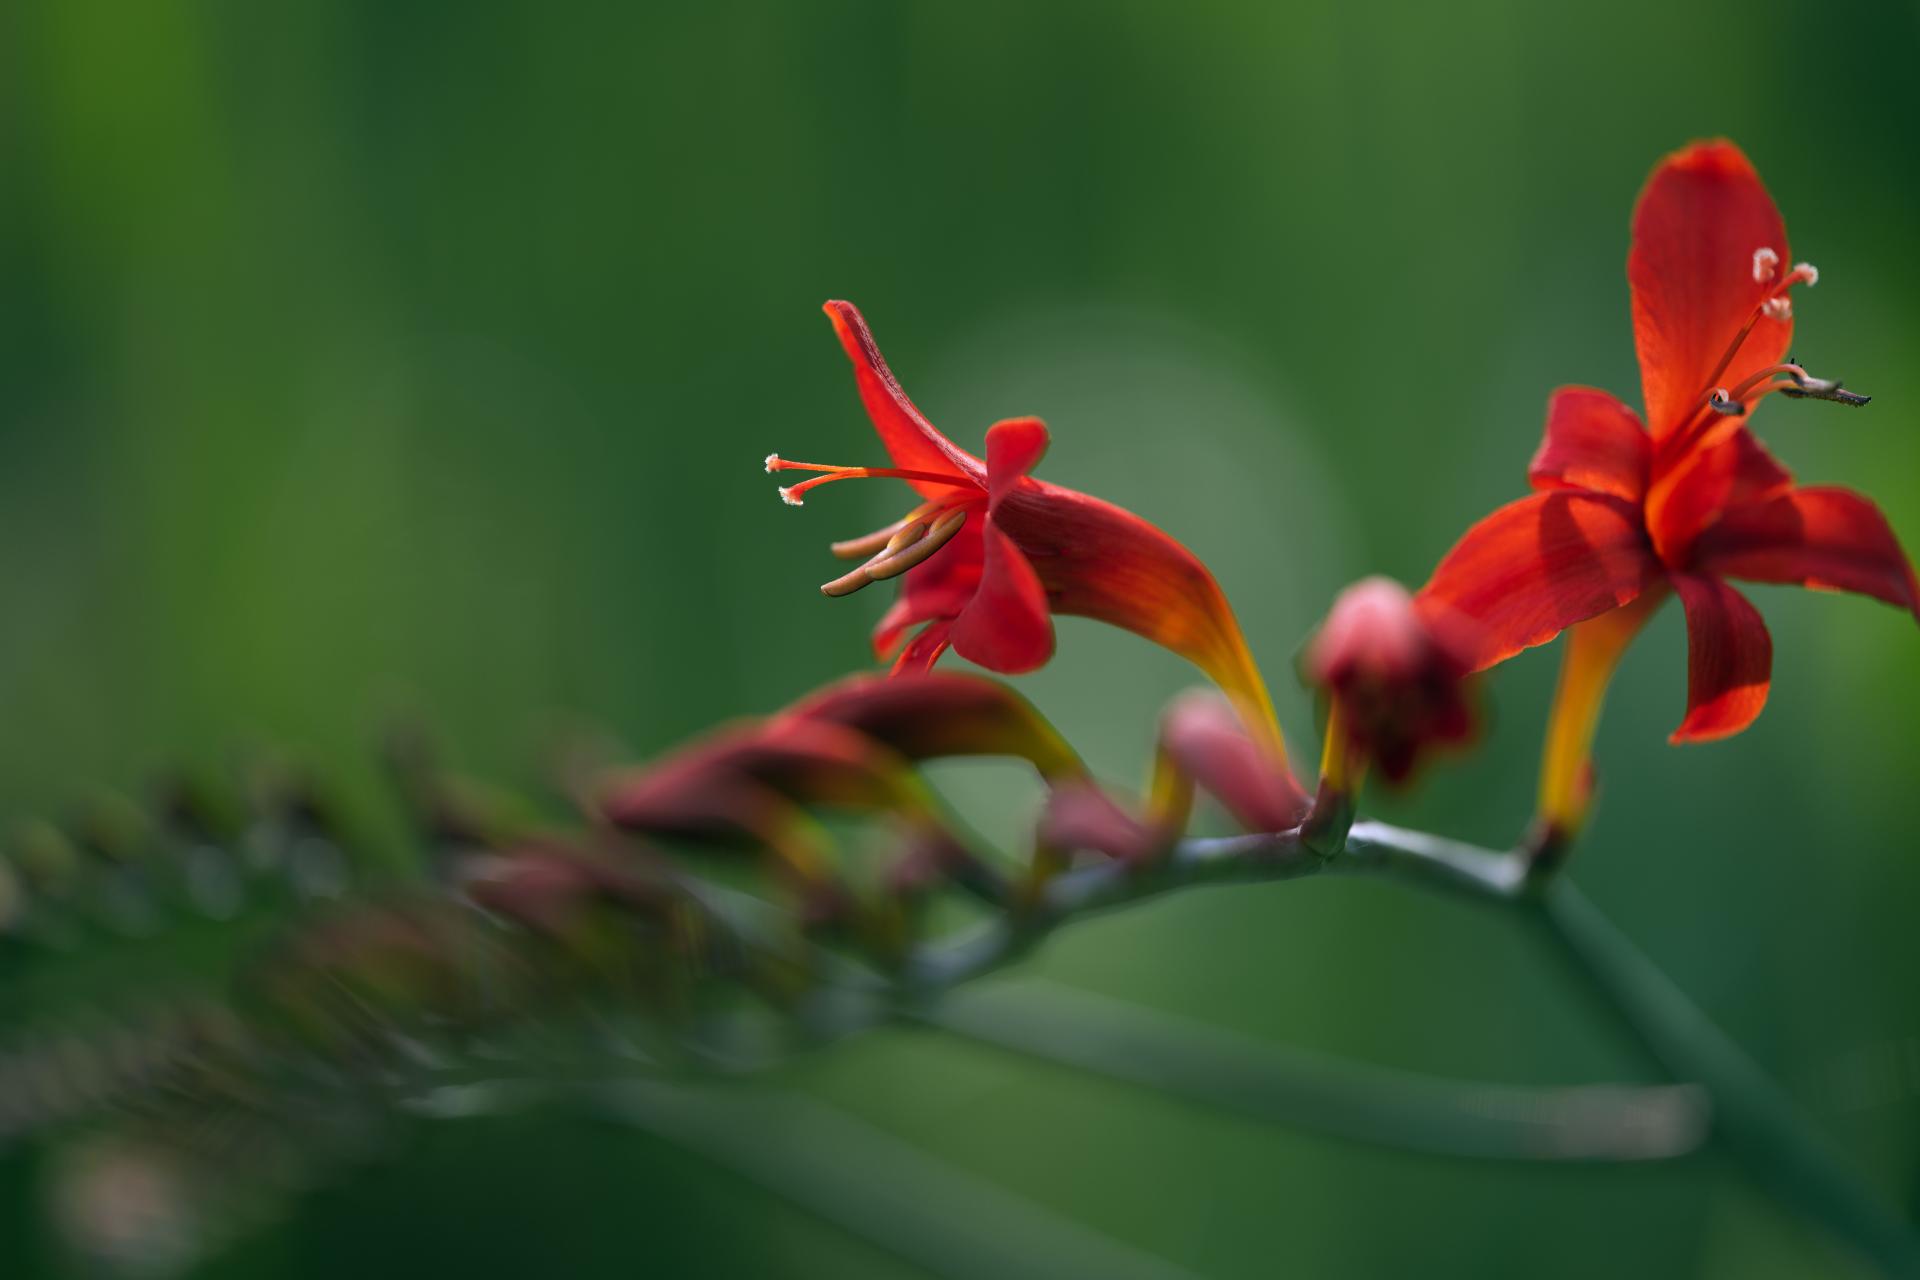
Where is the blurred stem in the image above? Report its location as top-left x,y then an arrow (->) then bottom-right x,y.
1531,880 -> 1920,1277
891,823 -> 1918,1270
914,979 -> 1707,1163
898,820 -> 1522,991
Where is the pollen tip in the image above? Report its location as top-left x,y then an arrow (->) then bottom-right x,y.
1752,246 -> 1780,283
1793,261 -> 1819,287
778,486 -> 804,507
1762,296 -> 1793,323
764,452 -> 781,473
1708,388 -> 1745,416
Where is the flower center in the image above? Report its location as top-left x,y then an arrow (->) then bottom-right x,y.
765,455 -> 986,598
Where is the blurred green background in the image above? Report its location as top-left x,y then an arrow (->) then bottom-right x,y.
3,1 -> 1919,1276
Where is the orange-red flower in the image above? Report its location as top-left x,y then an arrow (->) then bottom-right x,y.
1306,577 -> 1479,786
769,300 -> 1286,761
1419,141 -> 1917,779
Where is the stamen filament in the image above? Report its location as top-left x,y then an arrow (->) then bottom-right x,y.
1728,363 -> 1806,402
775,464 -> 981,506
1688,265 -> 1818,423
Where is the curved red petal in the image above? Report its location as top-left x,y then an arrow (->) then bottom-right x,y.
783,670 -> 1083,777
948,522 -> 1055,673
1629,141 -> 1791,439
1417,492 -> 1663,670
1528,387 -> 1650,502
823,301 -> 986,497
871,518 -> 983,657
1645,423 -> 1794,564
1690,486 -> 1920,615
990,478 -> 1266,700
984,417 -> 1051,505
1670,574 -> 1772,743
891,620 -> 955,674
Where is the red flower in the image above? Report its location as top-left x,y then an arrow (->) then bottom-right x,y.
768,301 -> 1286,762
1419,141 -> 1917,765
596,714 -> 935,918
595,672 -> 1141,913
1306,577 -> 1479,786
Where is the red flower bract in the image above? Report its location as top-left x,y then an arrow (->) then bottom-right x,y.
768,301 -> 1287,762
1419,140 -> 1918,745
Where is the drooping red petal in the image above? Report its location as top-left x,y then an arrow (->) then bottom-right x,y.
1527,387 -> 1650,503
1629,141 -> 1791,439
1416,492 -> 1664,670
823,301 -> 987,498
891,619 -> 955,674
1645,423 -> 1793,564
989,478 -> 1272,722
1690,486 -> 1920,615
872,517 -> 984,657
1670,574 -> 1772,743
948,522 -> 1055,673
781,671 -> 1083,778
984,417 -> 1050,505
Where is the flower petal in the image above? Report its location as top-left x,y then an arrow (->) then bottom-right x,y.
1670,574 -> 1772,743
1629,141 -> 1791,439
872,518 -> 983,657
891,619 -> 955,674
1690,486 -> 1920,615
990,477 -> 1280,750
1417,492 -> 1663,670
949,522 -> 1055,673
1527,387 -> 1650,502
781,671 -> 1083,779
1645,423 -> 1793,563
823,301 -> 987,496
984,417 -> 1051,505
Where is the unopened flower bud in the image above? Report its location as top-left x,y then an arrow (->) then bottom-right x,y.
1305,577 -> 1479,786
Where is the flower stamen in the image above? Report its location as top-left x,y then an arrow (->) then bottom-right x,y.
819,508 -> 969,598
768,456 -> 980,507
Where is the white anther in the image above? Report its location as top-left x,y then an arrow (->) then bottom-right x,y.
778,486 -> 804,507
764,453 -> 781,473
1752,247 -> 1779,283
1762,296 -> 1793,322
1793,261 -> 1819,287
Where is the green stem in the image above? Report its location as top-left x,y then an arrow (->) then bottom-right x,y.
914,978 -> 1706,1163
741,820 -> 1920,1269
1533,879 -> 1920,1277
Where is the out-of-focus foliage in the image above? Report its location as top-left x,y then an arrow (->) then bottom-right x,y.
2,1 -> 1917,1276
